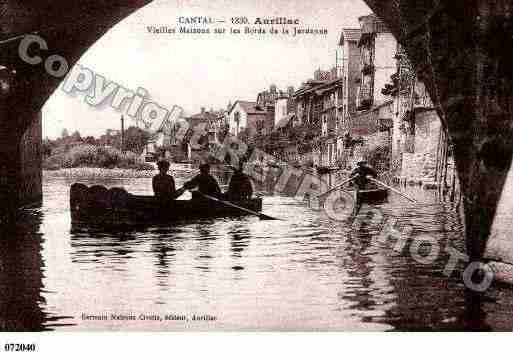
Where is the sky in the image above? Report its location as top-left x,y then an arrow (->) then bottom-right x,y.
42,0 -> 371,139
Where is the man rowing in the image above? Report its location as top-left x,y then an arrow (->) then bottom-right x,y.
350,160 -> 378,216
184,163 -> 222,199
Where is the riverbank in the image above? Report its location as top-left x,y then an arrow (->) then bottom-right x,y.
43,144 -> 155,172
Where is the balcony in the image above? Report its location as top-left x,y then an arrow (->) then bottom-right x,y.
357,86 -> 373,111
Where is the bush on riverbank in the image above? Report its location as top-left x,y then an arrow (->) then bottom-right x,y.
43,145 -> 154,171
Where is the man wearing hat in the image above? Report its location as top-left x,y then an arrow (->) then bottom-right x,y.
350,159 -> 378,191
349,159 -> 378,216
184,163 -> 222,199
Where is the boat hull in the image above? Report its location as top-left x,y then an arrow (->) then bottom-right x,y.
355,188 -> 389,205
70,183 -> 263,226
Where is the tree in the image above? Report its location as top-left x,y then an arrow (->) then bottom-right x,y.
61,128 -> 69,139
42,137 -> 53,158
70,130 -> 82,142
123,126 -> 150,154
83,136 -> 97,145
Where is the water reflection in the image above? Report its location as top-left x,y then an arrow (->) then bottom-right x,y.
337,215 -> 397,329
229,224 -> 251,273
0,208 -> 72,330
70,226 -> 138,265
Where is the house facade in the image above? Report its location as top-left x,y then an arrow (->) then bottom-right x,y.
333,14 -> 397,172
293,69 -> 344,168
384,47 -> 449,183
355,14 -> 396,111
145,112 -> 189,162
185,108 -> 219,162
227,101 -> 269,140
339,28 -> 362,132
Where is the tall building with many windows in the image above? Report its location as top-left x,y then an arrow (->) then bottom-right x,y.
355,14 -> 397,111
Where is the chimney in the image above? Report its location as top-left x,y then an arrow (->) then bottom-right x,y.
201,107 -> 205,114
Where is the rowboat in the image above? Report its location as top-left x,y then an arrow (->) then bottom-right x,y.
350,188 -> 389,217
70,183 -> 263,226
355,188 -> 389,205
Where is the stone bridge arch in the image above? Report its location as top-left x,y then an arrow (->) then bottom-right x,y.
0,0 -> 151,217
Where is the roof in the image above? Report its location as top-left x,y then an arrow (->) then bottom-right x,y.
339,28 -> 361,45
349,100 -> 394,135
293,78 -> 343,98
358,13 -> 389,34
229,100 -> 268,115
188,111 -> 218,122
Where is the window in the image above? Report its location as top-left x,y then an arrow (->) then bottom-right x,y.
234,112 -> 240,134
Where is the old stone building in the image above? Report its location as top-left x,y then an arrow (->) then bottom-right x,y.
355,14 -> 397,111
338,14 -> 396,171
292,69 -> 343,168
227,100 -> 269,140
339,28 -> 362,132
274,86 -> 295,128
185,108 -> 220,162
146,109 -> 189,162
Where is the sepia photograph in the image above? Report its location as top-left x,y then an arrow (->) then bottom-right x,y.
1,0 -> 513,347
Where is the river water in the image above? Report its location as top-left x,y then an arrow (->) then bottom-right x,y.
2,167 -> 513,331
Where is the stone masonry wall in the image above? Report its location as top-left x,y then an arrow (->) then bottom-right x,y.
18,112 -> 42,206
400,109 -> 440,182
350,130 -> 390,169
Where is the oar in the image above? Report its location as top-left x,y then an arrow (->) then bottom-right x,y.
317,175 -> 358,197
197,192 -> 280,221
171,187 -> 187,199
367,176 -> 418,203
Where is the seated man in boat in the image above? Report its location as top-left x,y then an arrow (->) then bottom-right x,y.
183,163 -> 222,199
224,163 -> 253,201
153,160 -> 184,200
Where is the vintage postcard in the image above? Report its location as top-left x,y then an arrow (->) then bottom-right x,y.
1,0 -> 513,345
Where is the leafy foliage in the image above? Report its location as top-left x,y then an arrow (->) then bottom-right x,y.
123,126 -> 151,154
43,145 -> 153,171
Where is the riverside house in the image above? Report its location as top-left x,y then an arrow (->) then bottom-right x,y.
227,100 -> 268,141
293,68 -> 343,168
185,108 -> 220,162
343,13 -> 396,170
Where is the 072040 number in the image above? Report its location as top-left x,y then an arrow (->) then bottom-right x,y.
4,343 -> 36,352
